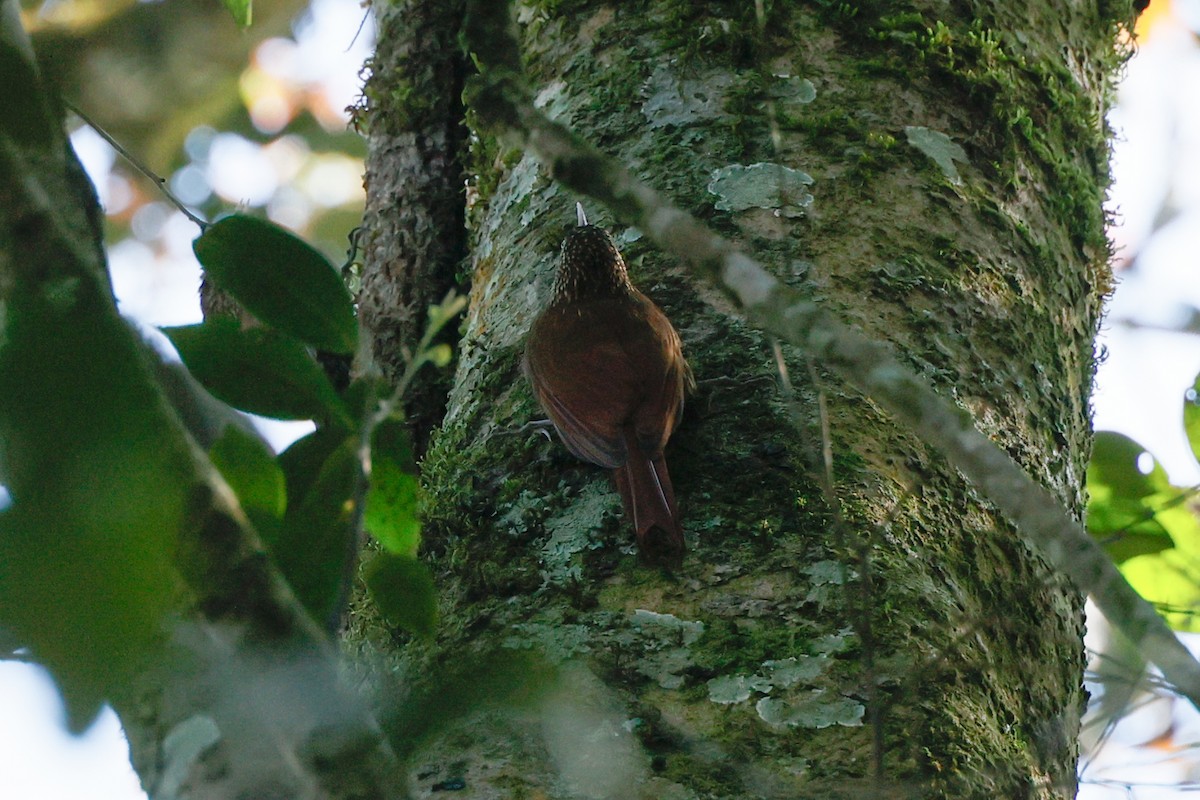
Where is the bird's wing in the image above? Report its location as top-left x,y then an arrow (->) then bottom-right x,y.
623,297 -> 689,454
524,321 -> 634,469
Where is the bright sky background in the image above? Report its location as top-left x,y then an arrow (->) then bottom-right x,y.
1092,1 -> 1200,489
3,1 -> 1200,796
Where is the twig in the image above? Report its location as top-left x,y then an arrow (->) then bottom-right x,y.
63,100 -> 208,230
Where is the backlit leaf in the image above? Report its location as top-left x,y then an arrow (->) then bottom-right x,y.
364,419 -> 421,557
1184,375 -> 1200,465
219,0 -> 251,26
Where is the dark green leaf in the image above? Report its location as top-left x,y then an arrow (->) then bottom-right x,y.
0,19 -> 58,150
0,277 -> 187,730
365,419 -> 421,557
219,0 -> 252,26
363,552 -> 436,638
193,215 -> 357,354
341,375 -> 390,421
278,427 -> 353,518
272,438 -> 358,627
163,319 -> 352,425
208,425 -> 285,539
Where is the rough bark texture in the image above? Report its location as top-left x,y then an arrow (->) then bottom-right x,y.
351,2 -> 1124,798
357,0 -> 468,454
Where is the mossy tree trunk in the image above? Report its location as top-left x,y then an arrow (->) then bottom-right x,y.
353,2 -> 1123,798
357,0 -> 468,455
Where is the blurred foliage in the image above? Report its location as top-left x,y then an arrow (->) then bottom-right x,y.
0,265 -> 191,729
1089,371 -> 1200,632
220,0 -> 253,27
165,214 -> 464,636
209,424 -> 286,539
0,204 -> 461,721
28,0 -> 299,164
1,0 -> 448,717
24,0 -> 369,268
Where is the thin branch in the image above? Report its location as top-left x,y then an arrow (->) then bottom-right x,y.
461,0 -> 1200,709
63,100 -> 208,230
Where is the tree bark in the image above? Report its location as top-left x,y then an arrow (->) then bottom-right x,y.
352,2 -> 1124,798
357,0 -> 468,455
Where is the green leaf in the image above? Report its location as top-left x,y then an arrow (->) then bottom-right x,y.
0,276 -> 187,730
1087,498 -> 1173,563
364,419 -> 421,557
340,375 -> 392,422
1184,376 -> 1200,465
278,427 -> 352,518
193,215 -> 357,354
1087,431 -> 1169,500
163,319 -> 351,425
363,552 -> 436,638
1088,431 -> 1200,630
273,438 -> 358,627
1120,546 -> 1200,632
219,0 -> 252,26
208,425 -> 285,539
1087,432 -> 1177,563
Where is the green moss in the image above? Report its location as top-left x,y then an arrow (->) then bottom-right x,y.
650,1 -> 783,68
908,20 -> 1108,251
693,619 -> 810,674
464,126 -> 502,231
810,9 -> 1112,259
809,0 -> 866,26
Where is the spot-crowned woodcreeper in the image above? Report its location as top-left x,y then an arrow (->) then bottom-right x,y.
524,205 -> 692,562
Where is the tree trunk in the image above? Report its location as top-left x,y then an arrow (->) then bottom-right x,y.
357,0 -> 468,455
353,2 -> 1121,798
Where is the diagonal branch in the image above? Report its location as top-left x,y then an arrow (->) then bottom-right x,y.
461,0 -> 1200,709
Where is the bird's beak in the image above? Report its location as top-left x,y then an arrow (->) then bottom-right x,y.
576,202 -> 588,227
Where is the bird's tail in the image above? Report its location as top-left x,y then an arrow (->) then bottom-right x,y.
614,429 -> 683,562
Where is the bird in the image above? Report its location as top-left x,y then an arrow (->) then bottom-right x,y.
524,204 -> 692,562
